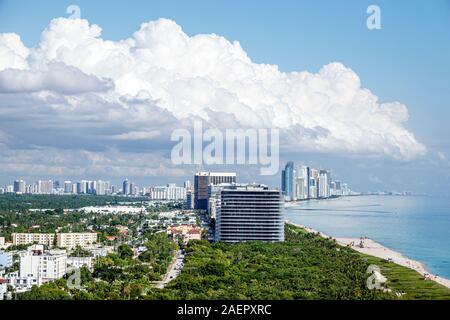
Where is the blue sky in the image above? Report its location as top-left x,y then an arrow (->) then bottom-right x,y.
0,0 -> 449,194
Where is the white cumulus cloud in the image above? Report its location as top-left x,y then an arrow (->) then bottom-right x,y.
0,17 -> 426,178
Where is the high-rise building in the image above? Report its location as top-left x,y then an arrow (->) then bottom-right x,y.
37,180 -> 53,194
186,191 -> 194,209
148,184 -> 186,200
281,162 -> 295,201
76,180 -> 89,194
13,180 -> 26,194
214,184 -> 284,243
123,179 -> 130,195
96,180 -> 107,195
295,165 -> 310,199
194,172 -> 236,210
318,172 -> 330,198
64,181 -> 73,194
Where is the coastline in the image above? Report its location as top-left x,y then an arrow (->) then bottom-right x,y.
285,220 -> 450,289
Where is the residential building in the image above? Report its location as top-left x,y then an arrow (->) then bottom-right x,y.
214,184 -> 284,243
67,256 -> 93,270
0,251 -> 12,269
13,180 -> 26,194
19,248 -> 67,285
12,233 -> 55,246
0,278 -> 7,300
167,225 -> 202,243
186,190 -> 194,209
281,162 -> 296,201
64,181 -> 73,193
37,180 -> 53,194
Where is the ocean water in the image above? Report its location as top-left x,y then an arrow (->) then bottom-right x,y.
284,195 -> 450,279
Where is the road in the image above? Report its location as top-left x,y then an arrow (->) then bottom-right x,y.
154,250 -> 184,289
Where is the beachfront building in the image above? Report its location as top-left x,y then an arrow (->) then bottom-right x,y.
56,233 -> 98,249
12,233 -> 55,247
214,184 -> 284,243
281,162 -> 296,201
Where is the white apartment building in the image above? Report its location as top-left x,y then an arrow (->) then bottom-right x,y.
4,272 -> 38,293
149,184 -> 186,201
0,279 -> 7,300
318,173 -> 330,198
19,248 -> 67,285
12,233 -> 55,246
67,256 -> 93,270
56,233 -> 98,249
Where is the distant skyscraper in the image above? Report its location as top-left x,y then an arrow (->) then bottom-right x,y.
38,180 -> 53,194
194,172 -> 236,210
123,179 -> 130,195
295,165 -> 310,199
281,162 -> 295,201
186,191 -> 194,209
13,180 -> 26,194
64,181 -> 73,194
96,180 -> 107,195
77,180 -> 88,194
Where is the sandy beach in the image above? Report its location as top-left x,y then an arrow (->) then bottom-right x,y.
286,220 -> 450,289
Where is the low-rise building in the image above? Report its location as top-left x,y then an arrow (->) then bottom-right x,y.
0,251 -> 12,269
12,233 -> 55,246
4,272 -> 39,292
86,245 -> 114,258
67,256 -> 93,270
167,225 -> 202,243
56,233 -> 98,249
0,278 -> 8,300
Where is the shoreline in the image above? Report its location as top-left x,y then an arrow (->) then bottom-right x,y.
285,220 -> 450,289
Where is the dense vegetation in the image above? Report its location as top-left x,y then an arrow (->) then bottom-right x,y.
156,224 -> 393,300
17,233 -> 178,300
0,194 -> 150,211
14,224 -> 450,300
0,194 -> 183,242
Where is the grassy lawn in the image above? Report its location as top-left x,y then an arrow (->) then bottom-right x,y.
292,223 -> 450,299
360,254 -> 450,300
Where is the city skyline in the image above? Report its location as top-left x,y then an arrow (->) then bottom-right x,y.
1,1 -> 450,196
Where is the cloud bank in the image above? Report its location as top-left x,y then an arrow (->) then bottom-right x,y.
0,17 -> 426,179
